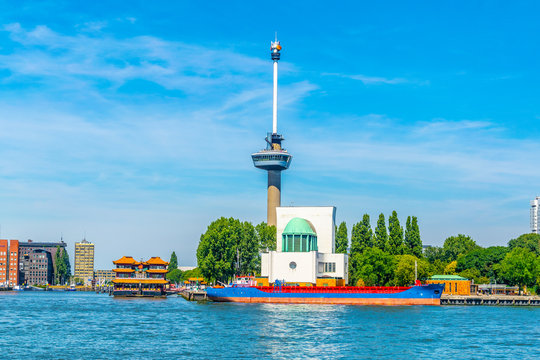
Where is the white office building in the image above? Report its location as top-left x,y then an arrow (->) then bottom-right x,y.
531,196 -> 540,234
260,206 -> 348,285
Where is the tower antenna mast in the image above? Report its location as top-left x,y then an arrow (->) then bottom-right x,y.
251,36 -> 292,227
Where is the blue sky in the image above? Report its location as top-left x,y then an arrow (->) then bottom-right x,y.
1,1 -> 539,269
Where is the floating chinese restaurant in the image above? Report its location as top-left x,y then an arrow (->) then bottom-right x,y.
112,256 -> 169,297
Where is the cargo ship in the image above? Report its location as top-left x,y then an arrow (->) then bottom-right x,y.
206,280 -> 445,306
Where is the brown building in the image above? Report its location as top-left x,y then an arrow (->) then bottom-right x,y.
19,240 -> 67,285
0,239 -> 7,286
20,249 -> 53,285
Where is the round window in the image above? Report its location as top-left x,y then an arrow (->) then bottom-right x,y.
289,261 -> 297,269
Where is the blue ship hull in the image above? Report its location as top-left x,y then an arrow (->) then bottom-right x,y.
206,284 -> 444,305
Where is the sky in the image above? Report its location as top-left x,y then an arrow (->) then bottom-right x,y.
0,1 -> 539,269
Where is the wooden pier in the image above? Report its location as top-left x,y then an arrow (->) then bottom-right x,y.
180,290 -> 208,301
441,295 -> 540,306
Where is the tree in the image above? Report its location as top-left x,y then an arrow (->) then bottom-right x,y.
256,222 -> 276,252
458,268 -> 489,285
456,246 -> 508,281
350,215 -> 373,255
393,255 -> 429,286
167,251 -> 178,272
349,215 -> 373,284
424,246 -> 444,263
335,222 -> 348,254
387,211 -> 403,255
166,269 -> 183,284
404,217 -> 412,255
54,246 -> 71,285
442,234 -> 479,262
373,213 -> 388,251
410,217 -> 422,257
444,261 -> 457,275
62,248 -> 71,281
496,248 -> 538,293
237,221 -> 259,275
197,217 -> 242,283
508,233 -> 540,256
353,248 -> 395,286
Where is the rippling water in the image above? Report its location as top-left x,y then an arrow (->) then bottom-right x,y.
0,292 -> 538,359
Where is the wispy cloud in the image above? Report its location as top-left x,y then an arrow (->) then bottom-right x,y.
323,72 -> 428,85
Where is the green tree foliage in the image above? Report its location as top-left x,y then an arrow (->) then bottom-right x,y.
349,215 -> 373,285
197,218 -> 260,283
496,248 -> 539,292
373,213 -> 388,251
442,234 -> 479,262
335,222 -> 348,254
166,268 -> 183,284
354,248 -> 395,286
444,261 -> 457,275
424,246 -> 444,263
456,246 -> 508,281
350,215 -> 373,255
393,255 -> 429,286
197,217 -> 241,283
256,222 -> 276,252
404,216 -> 422,257
458,268 -> 490,285
238,221 -> 260,275
427,259 -> 446,277
508,233 -> 540,256
54,246 -> 71,285
387,211 -> 404,255
167,251 -> 178,272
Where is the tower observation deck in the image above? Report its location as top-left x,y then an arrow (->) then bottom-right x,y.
251,37 -> 292,227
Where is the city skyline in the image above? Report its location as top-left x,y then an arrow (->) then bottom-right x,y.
1,2 -> 540,269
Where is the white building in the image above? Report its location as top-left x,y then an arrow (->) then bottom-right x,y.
531,196 -> 540,234
260,206 -> 348,285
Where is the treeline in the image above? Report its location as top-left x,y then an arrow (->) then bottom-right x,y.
340,212 -> 540,293
340,211 -> 423,287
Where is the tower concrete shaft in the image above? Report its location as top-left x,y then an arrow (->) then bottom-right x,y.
267,170 -> 281,227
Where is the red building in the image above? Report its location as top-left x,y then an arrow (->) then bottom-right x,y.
8,240 -> 19,286
0,239 -> 7,286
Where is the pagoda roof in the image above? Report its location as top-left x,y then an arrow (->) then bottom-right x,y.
113,268 -> 135,273
113,256 -> 140,265
146,269 -> 168,274
143,257 -> 169,266
112,279 -> 168,284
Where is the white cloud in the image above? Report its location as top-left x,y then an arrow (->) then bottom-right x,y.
323,72 -> 428,85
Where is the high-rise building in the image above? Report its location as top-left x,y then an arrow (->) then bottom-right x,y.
251,37 -> 292,227
0,239 -> 7,286
531,196 -> 540,234
74,239 -> 95,286
8,240 -> 19,286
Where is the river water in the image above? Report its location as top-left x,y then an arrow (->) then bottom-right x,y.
0,292 -> 538,359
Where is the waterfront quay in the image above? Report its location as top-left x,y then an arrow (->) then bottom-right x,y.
442,294 -> 540,306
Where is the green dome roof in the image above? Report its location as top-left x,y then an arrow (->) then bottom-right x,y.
282,218 -> 317,236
